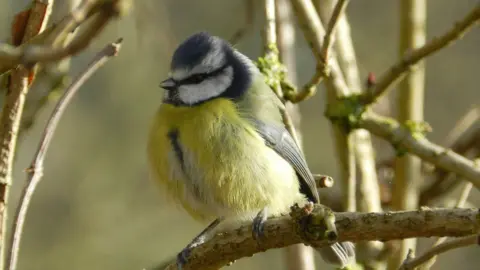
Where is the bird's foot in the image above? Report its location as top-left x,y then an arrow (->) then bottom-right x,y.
176,239 -> 204,270
252,207 -> 268,240
176,247 -> 192,270
291,202 -> 338,242
314,204 -> 338,241
174,218 -> 222,269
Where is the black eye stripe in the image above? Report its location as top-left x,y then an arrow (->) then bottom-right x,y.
176,64 -> 229,85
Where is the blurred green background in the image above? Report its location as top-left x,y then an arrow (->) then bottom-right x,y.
1,0 -> 479,269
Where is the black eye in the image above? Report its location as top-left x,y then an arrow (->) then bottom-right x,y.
184,73 -> 207,84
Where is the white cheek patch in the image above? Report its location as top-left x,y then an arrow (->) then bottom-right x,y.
178,66 -> 234,105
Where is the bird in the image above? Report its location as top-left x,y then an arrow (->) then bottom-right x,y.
148,32 -> 355,269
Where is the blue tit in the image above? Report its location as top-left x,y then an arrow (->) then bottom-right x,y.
148,32 -> 355,268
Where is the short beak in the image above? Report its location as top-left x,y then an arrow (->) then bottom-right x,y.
159,78 -> 176,91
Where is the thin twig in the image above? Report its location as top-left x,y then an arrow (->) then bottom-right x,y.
161,207 -> 480,270
0,0 -> 55,267
20,0 -> 82,135
229,0 -> 255,44
315,0 -> 361,93
358,112 -> 480,189
420,106 -> 480,205
377,106 -> 480,206
416,181 -> 473,269
361,4 -> 480,105
320,0 -> 349,67
399,235 -> 478,270
5,38 -> 123,270
0,0 -> 125,72
443,106 -> 480,147
287,0 -> 351,103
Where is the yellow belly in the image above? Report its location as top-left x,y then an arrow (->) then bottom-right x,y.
148,98 -> 303,222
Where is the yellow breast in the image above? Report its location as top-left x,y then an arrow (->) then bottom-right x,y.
148,98 -> 301,222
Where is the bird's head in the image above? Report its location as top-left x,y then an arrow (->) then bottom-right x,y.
160,32 -> 253,106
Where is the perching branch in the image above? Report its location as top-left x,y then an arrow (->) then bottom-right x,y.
5,38 -> 123,270
358,112 -> 480,189
361,3 -> 480,105
399,235 -> 479,270
162,206 -> 480,270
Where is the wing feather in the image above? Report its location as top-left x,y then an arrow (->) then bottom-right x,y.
249,119 -> 320,203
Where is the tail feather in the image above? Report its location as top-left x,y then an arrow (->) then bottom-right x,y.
317,242 -> 356,268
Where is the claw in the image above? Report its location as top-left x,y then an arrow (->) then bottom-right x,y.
252,207 -> 268,240
175,218 -> 223,269
176,247 -> 191,270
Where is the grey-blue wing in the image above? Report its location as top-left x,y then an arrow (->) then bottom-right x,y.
250,119 -> 320,203
250,119 -> 356,268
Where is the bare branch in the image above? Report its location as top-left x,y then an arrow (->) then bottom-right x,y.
443,106 -> 480,148
264,0 -> 278,54
5,38 -> 123,270
21,0 -> 54,44
320,0 -> 349,67
358,112 -> 480,189
420,107 -> 480,205
416,181 -> 473,269
162,207 -> 480,270
0,0 -> 126,72
399,235 -> 479,270
0,69 -> 29,270
329,128 -> 356,212
388,0 -> 427,267
290,0 -> 356,212
20,0 -> 82,135
361,3 -> 480,105
316,0 -> 384,262
0,0 -> 55,267
276,0 -> 315,268
315,0 -> 361,93
287,0 -> 350,102
316,0 -> 383,219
